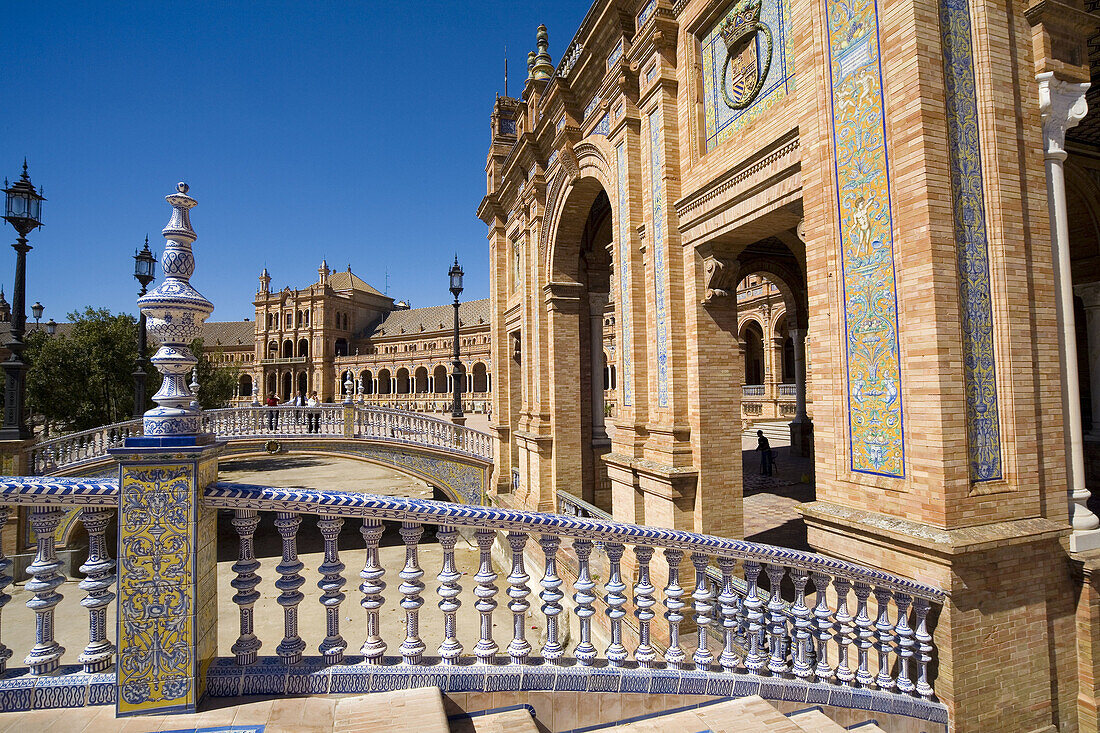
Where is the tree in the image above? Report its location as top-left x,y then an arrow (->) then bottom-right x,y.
189,338 -> 238,410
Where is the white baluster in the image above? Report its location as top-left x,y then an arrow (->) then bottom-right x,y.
359,519 -> 387,664
716,556 -> 740,673
505,531 -> 531,664
538,534 -> 564,663
398,522 -> 426,664
833,577 -> 855,685
893,592 -> 914,694
662,548 -> 687,669
317,515 -> 347,663
231,509 -> 262,665
0,509 -> 10,672
790,568 -> 813,680
633,545 -> 657,669
604,542 -> 628,666
274,512 -> 306,665
853,582 -> 874,686
742,560 -> 766,675
765,563 -> 790,676
812,572 -> 834,682
691,552 -> 714,671
914,597 -> 934,699
436,525 -> 463,664
472,528 -> 499,664
25,507 -> 66,674
873,586 -> 895,690
77,508 -> 116,673
572,539 -> 598,666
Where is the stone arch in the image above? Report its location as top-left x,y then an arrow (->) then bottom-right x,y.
472,362 -> 488,393
377,368 -> 392,395
297,338 -> 309,358
433,364 -> 449,394
361,369 -> 374,395
238,373 -> 253,398
739,319 -> 766,386
396,367 -> 411,394
414,366 -> 430,393
542,148 -> 615,282
267,340 -> 278,358
281,339 -> 293,358
734,258 -> 808,330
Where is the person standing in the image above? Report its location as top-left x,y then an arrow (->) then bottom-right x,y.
756,429 -> 773,476
266,392 -> 281,431
307,390 -> 321,433
292,390 -> 304,426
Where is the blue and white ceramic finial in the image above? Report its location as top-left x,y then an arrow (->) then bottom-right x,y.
136,182 -> 214,437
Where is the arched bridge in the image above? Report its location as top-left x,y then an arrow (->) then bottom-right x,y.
27,404 -> 494,505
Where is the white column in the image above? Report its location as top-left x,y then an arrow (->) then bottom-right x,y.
1039,72 -> 1100,551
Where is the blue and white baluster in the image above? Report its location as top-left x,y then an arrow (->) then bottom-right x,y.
0,508 -> 11,672
893,592 -> 915,694
274,512 -> 306,665
359,519 -> 387,664
436,525 -> 463,664
662,548 -> 687,669
604,542 -> 629,667
633,546 -> 657,669
716,556 -> 740,673
812,572 -> 834,682
231,509 -> 262,665
742,561 -> 766,675
873,586 -> 895,690
913,597 -> 934,699
25,507 -> 66,674
472,529 -> 499,664
317,515 -> 347,664
398,522 -> 426,664
538,534 -> 564,664
790,568 -> 814,680
572,538 -> 598,666
853,581 -> 874,686
691,552 -> 715,671
77,508 -> 116,672
833,577 -> 855,685
505,531 -> 532,664
765,563 -> 790,676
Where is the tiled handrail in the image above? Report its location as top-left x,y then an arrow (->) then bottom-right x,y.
28,420 -> 144,475
352,406 -> 494,461
0,477 -> 946,722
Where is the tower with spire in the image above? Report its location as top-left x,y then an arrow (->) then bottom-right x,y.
259,267 -> 270,295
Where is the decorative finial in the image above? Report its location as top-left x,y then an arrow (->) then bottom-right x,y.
527,51 -> 536,81
136,182 -> 214,439
533,25 -> 554,81
21,159 -> 29,181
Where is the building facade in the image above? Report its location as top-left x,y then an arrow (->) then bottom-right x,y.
477,2 -> 1100,731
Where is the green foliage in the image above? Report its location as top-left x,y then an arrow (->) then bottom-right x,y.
189,338 -> 238,410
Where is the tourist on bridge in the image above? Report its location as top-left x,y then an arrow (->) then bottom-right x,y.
757,430 -> 774,476
266,392 -> 281,431
307,391 -> 321,433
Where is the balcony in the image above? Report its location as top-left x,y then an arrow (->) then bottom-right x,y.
260,356 -> 307,365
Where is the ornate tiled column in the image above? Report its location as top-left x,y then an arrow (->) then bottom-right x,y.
1039,73 -> 1100,551
109,183 -> 222,717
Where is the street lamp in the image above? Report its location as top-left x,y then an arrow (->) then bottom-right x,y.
0,160 -> 45,441
449,256 -> 465,425
45,319 -> 56,336
132,236 -> 157,418
31,301 -> 43,329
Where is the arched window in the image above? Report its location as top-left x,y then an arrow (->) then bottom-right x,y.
282,339 -> 293,359
238,374 -> 253,398
433,364 -> 448,393
377,368 -> 392,394
414,366 -> 429,393
334,338 -> 348,357
268,340 -> 278,358
396,368 -> 411,394
361,369 -> 374,395
473,362 -> 488,393
297,338 -> 309,358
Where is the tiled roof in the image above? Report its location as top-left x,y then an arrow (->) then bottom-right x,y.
372,298 -> 491,337
202,320 -> 256,347
319,269 -> 386,297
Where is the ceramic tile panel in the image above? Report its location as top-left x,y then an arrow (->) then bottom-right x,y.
649,109 -> 669,407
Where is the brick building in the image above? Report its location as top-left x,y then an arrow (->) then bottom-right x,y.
476,2 -> 1100,731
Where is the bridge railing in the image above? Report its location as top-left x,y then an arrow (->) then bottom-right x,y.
27,405 -> 494,475
27,419 -> 144,476
0,476 -> 945,718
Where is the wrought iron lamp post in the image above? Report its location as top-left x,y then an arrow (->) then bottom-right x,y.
132,237 -> 156,418
0,161 -> 45,441
31,301 -> 43,329
449,256 -> 465,426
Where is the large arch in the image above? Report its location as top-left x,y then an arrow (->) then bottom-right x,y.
281,340 -> 293,359
238,374 -> 253,398
361,369 -> 374,395
414,366 -> 429,393
377,368 -> 392,395
542,161 -> 616,511
395,367 -> 411,395
433,364 -> 449,394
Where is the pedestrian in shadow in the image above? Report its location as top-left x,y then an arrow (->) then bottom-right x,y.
757,429 -> 773,476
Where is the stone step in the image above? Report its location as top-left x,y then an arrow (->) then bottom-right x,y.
845,721 -> 889,732
333,686 -> 450,733
787,707 -> 850,732
591,695 -> 805,732
448,706 -> 539,733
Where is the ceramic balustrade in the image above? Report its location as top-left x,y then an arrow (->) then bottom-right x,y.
28,419 -> 143,474
0,476 -> 947,725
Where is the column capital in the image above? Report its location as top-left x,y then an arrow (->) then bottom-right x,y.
1076,280 -> 1100,309
1038,72 -> 1090,161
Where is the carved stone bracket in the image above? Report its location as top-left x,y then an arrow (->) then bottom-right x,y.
702,255 -> 739,304
1038,71 -> 1089,160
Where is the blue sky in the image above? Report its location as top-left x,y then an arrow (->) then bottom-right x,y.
0,1 -> 589,323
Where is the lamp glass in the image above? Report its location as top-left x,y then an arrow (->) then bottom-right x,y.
135,251 -> 155,279
31,302 -> 43,320
46,319 -> 56,336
